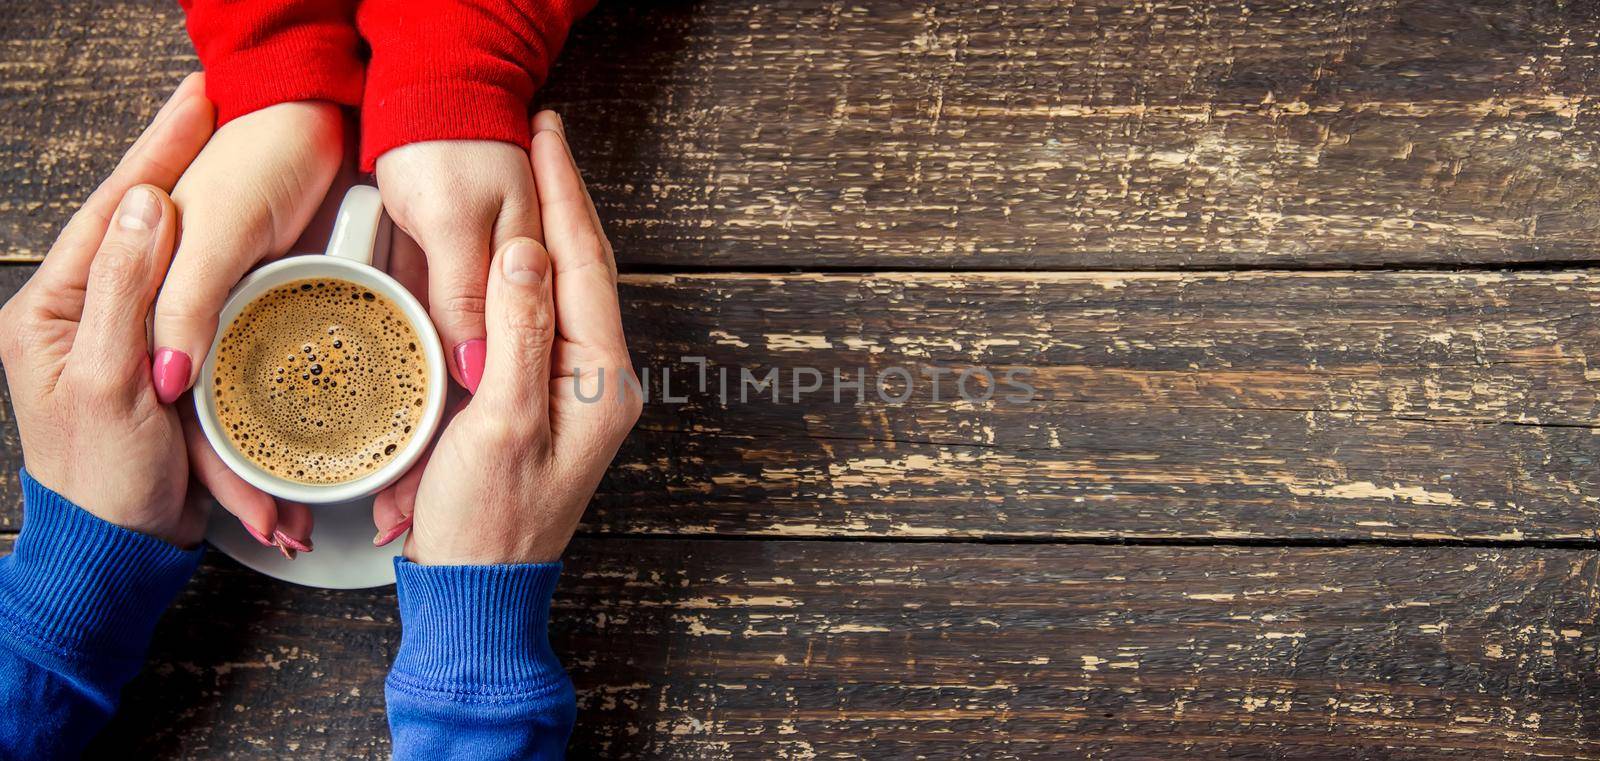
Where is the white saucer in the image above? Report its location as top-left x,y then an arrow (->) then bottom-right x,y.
203,494 -> 403,589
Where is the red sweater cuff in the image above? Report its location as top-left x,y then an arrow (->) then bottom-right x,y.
181,0 -> 365,126
356,0 -> 594,171
202,40 -> 366,125
360,80 -> 533,172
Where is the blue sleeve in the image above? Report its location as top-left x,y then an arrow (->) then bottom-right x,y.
387,558 -> 575,760
0,471 -> 202,758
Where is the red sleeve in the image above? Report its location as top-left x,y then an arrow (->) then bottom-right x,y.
179,0 -> 366,125
355,0 -> 596,171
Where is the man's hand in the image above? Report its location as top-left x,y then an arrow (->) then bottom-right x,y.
374,112 -> 640,563
0,75 -> 214,547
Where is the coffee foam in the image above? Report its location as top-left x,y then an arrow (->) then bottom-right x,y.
213,279 -> 427,484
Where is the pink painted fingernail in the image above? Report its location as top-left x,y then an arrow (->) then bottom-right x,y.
242,520 -> 275,548
454,339 -> 486,394
373,516 -> 413,547
274,530 -> 312,554
151,348 -> 191,404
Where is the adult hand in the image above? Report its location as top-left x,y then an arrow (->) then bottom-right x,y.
374,139 -> 542,394
148,100 -> 347,557
151,100 -> 345,401
373,112 -> 640,563
0,76 -> 214,547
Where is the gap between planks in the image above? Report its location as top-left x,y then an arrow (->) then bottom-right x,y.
6,529 -> 1600,553
11,259 -> 1600,275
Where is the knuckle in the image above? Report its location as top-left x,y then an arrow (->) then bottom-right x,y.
478,416 -> 521,448
498,192 -> 537,228
478,413 -> 549,456
175,185 -> 277,255
617,383 -> 645,427
63,362 -> 127,406
402,191 -> 497,242
2,313 -> 48,367
437,292 -> 488,321
501,306 -> 555,356
88,242 -> 149,294
154,291 -> 220,335
607,397 -> 644,436
398,194 -> 459,233
599,367 -> 645,432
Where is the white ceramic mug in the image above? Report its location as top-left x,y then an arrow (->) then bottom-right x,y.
194,186 -> 448,505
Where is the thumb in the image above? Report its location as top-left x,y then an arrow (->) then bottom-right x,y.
69,185 -> 176,376
416,224 -> 493,395
148,201 -> 278,404
475,237 -> 555,436
149,102 -> 343,404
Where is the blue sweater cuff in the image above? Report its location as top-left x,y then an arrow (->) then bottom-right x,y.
0,471 -> 202,666
389,558 -> 567,700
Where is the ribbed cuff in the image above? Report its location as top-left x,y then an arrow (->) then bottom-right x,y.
389,558 -> 567,699
203,33 -> 366,125
360,79 -> 533,171
0,471 -> 202,665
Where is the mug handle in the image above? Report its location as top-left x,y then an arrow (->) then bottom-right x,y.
325,185 -> 386,265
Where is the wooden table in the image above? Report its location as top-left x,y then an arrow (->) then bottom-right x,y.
5,0 -> 1600,757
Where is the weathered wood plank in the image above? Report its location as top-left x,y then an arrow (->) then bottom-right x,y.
5,265 -> 1600,540
53,538 -> 1599,759
589,269 -> 1600,541
0,0 -> 196,260
5,0 -> 1600,267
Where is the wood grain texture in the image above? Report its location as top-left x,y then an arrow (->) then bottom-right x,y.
0,0 -> 195,260
4,265 -> 1600,541
5,0 -> 1600,267
6,0 -> 1600,755
590,269 -> 1600,541
51,539 -> 1598,759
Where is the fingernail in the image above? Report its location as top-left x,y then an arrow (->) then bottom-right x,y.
151,348 -> 192,404
117,186 -> 162,232
242,520 -> 275,548
373,516 -> 413,547
454,339 -> 486,395
276,539 -> 297,561
552,112 -> 564,135
502,239 -> 548,286
274,530 -> 312,554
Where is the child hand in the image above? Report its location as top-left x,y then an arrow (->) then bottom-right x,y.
373,113 -> 640,562
0,76 -> 214,547
373,139 -> 542,394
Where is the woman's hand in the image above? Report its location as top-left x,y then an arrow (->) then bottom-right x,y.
0,76 -> 215,547
150,100 -> 346,401
374,112 -> 640,563
147,100 -> 347,556
374,139 -> 542,394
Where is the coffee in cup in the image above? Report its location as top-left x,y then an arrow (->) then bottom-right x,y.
195,185 -> 447,506
212,278 -> 427,485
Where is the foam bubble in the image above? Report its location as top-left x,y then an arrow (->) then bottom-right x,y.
214,279 -> 427,484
